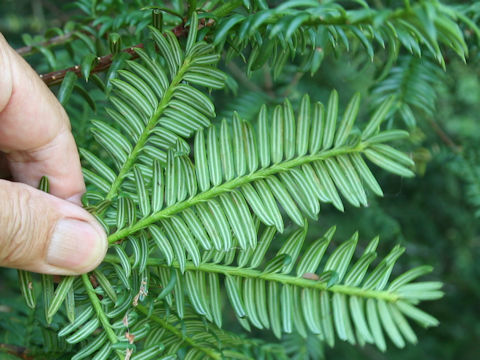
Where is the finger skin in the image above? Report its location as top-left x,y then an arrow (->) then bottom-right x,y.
0,33 -> 85,201
0,35 -> 107,275
0,180 -> 107,275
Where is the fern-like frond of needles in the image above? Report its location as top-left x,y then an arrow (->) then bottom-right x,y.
84,91 -> 414,271
214,0 -> 473,78
29,223 -> 441,359
371,55 -> 442,129
101,224 -> 442,353
80,14 -> 226,210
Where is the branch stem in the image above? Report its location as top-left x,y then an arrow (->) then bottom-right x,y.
39,45 -> 142,86
38,19 -> 210,87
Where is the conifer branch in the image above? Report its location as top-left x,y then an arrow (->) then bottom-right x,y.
9,1 -> 464,357
103,58 -> 190,201
108,144 -> 366,244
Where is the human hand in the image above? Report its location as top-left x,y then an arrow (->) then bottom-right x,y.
0,33 -> 107,275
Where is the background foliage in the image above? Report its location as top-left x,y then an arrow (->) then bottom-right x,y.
0,0 -> 479,359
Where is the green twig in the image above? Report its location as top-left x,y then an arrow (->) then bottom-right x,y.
81,274 -> 123,360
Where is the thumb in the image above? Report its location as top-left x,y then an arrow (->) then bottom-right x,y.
0,179 -> 107,275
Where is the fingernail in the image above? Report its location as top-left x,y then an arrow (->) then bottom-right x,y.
46,219 -> 107,272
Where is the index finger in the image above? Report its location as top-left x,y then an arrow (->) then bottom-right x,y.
0,33 -> 85,202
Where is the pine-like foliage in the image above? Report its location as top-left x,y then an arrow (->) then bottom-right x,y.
5,1 -> 480,360
371,56 -> 442,128
80,20 -> 225,208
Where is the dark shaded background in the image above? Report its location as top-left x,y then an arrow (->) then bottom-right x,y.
0,1 -> 479,359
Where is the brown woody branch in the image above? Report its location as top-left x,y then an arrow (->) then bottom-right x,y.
39,21 -> 196,87
40,45 -> 144,86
